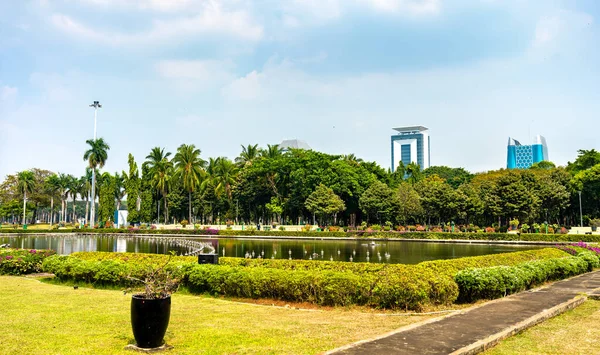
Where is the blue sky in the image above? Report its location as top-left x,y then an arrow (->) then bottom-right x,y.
1,0 -> 599,179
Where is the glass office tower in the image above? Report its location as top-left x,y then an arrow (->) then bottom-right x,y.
391,126 -> 430,172
507,135 -> 549,169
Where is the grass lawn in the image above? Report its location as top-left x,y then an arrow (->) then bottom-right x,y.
0,276 -> 434,355
484,300 -> 600,355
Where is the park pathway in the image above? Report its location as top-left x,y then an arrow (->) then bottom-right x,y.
327,270 -> 600,355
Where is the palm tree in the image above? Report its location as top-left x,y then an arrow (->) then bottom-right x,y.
44,174 -> 60,225
83,138 -> 110,227
17,170 -> 35,225
114,172 -> 126,211
214,157 -> 238,201
342,154 -> 363,165
173,144 -> 206,223
68,176 -> 85,224
261,144 -> 282,159
235,144 -> 259,166
56,173 -> 71,223
145,147 -> 172,224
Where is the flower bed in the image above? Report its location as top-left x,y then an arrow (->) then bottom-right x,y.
0,248 -> 56,275
4,227 -> 600,243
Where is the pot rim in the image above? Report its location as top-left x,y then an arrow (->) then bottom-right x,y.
131,294 -> 171,300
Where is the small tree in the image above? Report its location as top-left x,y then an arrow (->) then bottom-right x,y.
265,197 -> 283,225
304,184 -> 346,225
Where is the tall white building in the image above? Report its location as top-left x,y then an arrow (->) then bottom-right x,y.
391,126 -> 430,172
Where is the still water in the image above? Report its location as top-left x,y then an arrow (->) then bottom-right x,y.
0,234 -> 542,264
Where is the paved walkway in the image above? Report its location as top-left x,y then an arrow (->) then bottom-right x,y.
329,271 -> 600,355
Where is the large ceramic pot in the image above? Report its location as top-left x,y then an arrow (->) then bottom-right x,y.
131,295 -> 171,348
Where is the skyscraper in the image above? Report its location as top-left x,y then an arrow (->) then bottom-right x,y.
507,135 -> 549,169
391,126 -> 430,172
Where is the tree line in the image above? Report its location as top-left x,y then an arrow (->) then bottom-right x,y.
2,139 -> 600,229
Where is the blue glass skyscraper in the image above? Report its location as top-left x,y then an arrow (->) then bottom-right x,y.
507,135 -> 549,169
391,126 -> 430,172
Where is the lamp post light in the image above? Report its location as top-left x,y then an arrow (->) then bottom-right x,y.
89,101 -> 102,228
578,191 -> 583,228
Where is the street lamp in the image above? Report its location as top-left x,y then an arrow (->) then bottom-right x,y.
89,101 -> 102,228
578,191 -> 583,228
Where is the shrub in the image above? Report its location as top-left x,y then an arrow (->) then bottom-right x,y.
180,220 -> 188,228
0,248 -> 56,275
370,224 -> 381,231
455,255 -> 591,302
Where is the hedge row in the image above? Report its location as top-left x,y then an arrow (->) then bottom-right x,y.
455,251 -> 598,302
43,248 -> 571,310
3,227 -> 600,242
0,248 -> 56,275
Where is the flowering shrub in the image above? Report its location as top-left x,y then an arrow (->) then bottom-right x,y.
560,227 -> 569,234
302,224 -> 312,232
485,227 -> 495,233
416,225 -> 426,232
202,227 -> 219,235
0,248 -> 56,275
180,219 -> 189,228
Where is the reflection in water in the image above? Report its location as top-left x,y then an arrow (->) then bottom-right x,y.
0,235 -> 541,264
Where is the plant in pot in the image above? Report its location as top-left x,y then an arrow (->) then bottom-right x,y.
125,254 -> 180,349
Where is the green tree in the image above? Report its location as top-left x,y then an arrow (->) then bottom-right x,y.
44,174 -> 60,225
124,154 -> 141,223
261,144 -> 282,159
359,181 -> 397,224
16,170 -> 35,224
415,175 -> 459,224
423,166 -> 473,188
395,183 -> 423,225
405,162 -> 422,185
235,144 -> 260,167
304,184 -> 346,225
567,149 -> 600,174
145,147 -> 173,223
530,161 -> 556,170
83,138 -> 110,226
173,144 -> 206,223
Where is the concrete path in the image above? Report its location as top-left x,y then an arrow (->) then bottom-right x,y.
327,271 -> 600,355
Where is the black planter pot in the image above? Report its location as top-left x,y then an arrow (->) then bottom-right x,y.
131,295 -> 171,348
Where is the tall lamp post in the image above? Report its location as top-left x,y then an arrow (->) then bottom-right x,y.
578,191 -> 583,227
89,101 -> 102,228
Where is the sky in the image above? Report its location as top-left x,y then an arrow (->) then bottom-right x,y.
1,0 -> 599,180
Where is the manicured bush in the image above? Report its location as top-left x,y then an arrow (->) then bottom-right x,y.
0,248 -> 56,275
455,255 -> 592,302
50,248 -> 571,310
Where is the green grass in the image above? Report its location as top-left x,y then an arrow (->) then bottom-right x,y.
0,276 -> 433,355
484,300 -> 600,355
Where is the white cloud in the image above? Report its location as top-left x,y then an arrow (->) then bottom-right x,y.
156,59 -> 235,91
533,10 -> 593,48
358,0 -> 441,15
1,85 -> 18,102
51,2 -> 264,45
77,0 -> 196,12
29,72 -> 74,102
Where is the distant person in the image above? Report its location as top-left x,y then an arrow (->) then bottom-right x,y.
257,223 -> 261,231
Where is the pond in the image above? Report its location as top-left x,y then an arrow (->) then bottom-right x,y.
0,234 -> 543,264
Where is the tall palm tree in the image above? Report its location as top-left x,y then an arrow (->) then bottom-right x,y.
214,157 -> 238,201
44,174 -> 60,225
83,138 -> 110,227
114,172 -> 126,211
173,144 -> 206,223
145,147 -> 172,224
261,144 -> 282,159
55,173 -> 71,223
235,144 -> 259,166
67,176 -> 85,224
17,170 -> 35,224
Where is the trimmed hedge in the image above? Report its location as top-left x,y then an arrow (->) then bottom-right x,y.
41,248 -> 572,310
4,227 -> 600,242
0,248 -> 56,275
455,252 -> 598,302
